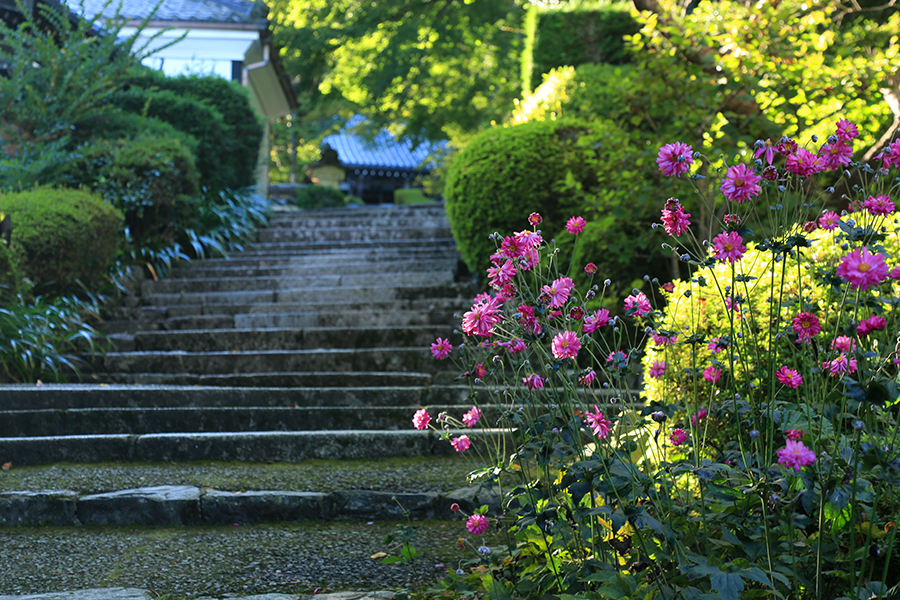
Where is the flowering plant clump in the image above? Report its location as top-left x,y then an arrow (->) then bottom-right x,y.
417,120 -> 900,600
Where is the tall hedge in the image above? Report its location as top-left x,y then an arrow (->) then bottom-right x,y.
522,2 -> 639,94
0,187 -> 123,292
120,70 -> 264,190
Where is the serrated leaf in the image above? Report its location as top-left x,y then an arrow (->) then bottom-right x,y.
711,571 -> 745,600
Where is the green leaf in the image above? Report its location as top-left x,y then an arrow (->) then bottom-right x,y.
710,572 -> 745,600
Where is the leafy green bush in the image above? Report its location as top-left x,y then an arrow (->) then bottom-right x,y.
444,118 -> 632,280
70,109 -> 199,155
522,2 -> 639,93
393,188 -> 433,205
0,187 -> 123,292
294,185 -> 347,210
123,70 -> 263,190
0,240 -> 22,299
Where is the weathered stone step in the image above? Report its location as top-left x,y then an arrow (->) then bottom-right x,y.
89,347 -> 440,376
256,225 -> 452,243
265,213 -> 450,230
141,271 -> 453,295
268,202 -> 448,220
178,247 -> 460,266
0,486 -> 483,527
168,258 -> 457,280
142,283 -> 465,307
0,429 -> 493,466
0,384 -> 473,410
238,237 -> 457,255
124,326 -> 451,352
83,371 -> 436,387
0,404 -> 478,437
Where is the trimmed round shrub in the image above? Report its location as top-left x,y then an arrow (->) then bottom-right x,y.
0,187 -> 123,292
444,118 -> 631,279
70,109 -> 199,154
295,185 -> 347,210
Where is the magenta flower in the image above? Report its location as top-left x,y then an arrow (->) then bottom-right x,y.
566,216 -> 586,235
584,262 -> 598,275
514,229 -> 543,249
649,360 -> 667,379
831,336 -> 856,352
451,435 -> 471,453
823,354 -> 858,377
712,231 -> 746,263
792,312 -> 821,343
579,369 -> 596,386
541,276 -> 575,309
777,440 -> 817,472
466,513 -> 488,534
430,337 -> 452,360
776,366 -> 803,389
720,164 -> 762,203
568,306 -> 584,320
785,429 -> 804,440
412,409 -> 431,430
703,365 -> 722,383
657,142 -> 694,177
661,198 -> 691,236
690,408 -> 708,426
836,247 -> 889,291
707,336 -> 727,353
661,282 -> 675,293
487,259 -> 517,289
462,297 -> 503,337
583,309 -> 611,334
857,315 -> 887,337
669,428 -> 688,446
505,337 -> 527,353
624,291 -> 652,317
523,373 -> 544,390
881,139 -> 900,169
818,211 -> 841,230
528,212 -> 542,226
862,195 -> 895,216
517,304 -> 541,335
585,404 -> 611,439
818,141 -> 853,171
785,148 -> 821,176
551,330 -> 581,360
835,119 -> 859,142
463,406 -> 482,428
651,332 -> 677,346
606,351 -> 628,369
755,139 -> 775,164
474,363 -> 486,379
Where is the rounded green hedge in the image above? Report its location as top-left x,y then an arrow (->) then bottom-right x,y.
445,118 -> 628,279
0,187 -> 123,292
295,185 -> 347,210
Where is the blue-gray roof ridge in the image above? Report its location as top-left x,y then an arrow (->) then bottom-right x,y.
322,120 -> 447,172
66,0 -> 262,24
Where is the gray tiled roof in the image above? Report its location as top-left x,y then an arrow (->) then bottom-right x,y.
323,120 -> 446,172
67,0 -> 262,24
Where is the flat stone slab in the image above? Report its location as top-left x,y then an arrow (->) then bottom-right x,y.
0,589 -> 152,600
0,486 -> 488,527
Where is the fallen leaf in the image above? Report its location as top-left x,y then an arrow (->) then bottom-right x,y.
370,552 -> 387,560
1,462 -> 10,471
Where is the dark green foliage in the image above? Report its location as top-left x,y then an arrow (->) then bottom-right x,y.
71,109 -> 199,155
0,293 -> 104,383
445,119 -> 626,279
0,187 -> 123,293
66,135 -> 199,245
109,87 -> 234,191
294,185 -> 347,210
122,70 -> 263,190
523,3 -> 639,93
0,240 -> 21,299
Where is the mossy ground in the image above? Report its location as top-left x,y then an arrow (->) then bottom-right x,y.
0,520 -> 505,597
0,456 -> 476,495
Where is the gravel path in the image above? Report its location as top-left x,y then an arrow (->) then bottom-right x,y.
0,520 -> 499,597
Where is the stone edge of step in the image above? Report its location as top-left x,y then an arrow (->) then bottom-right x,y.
0,484 -> 501,527
0,588 -> 397,600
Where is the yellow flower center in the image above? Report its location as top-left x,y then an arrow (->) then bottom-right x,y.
859,262 -> 871,273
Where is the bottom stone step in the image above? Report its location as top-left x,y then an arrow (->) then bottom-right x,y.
83,371 -> 436,387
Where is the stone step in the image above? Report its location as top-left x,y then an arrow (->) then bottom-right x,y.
141,282 -> 466,307
268,202 -> 448,220
88,347 -> 441,376
0,429 -> 495,466
82,371 -> 437,387
168,258 -> 458,280
114,326 -> 453,353
0,404 -> 479,437
256,225 -> 452,243
141,271 -> 454,295
0,384 -> 474,410
176,248 -> 460,267
237,237 -> 458,256
265,213 -> 450,230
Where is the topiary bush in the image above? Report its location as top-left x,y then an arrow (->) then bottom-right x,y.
294,185 -> 347,210
444,118 -> 635,281
123,70 -> 263,190
0,187 -> 123,292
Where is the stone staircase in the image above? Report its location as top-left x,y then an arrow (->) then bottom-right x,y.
0,202 -> 477,474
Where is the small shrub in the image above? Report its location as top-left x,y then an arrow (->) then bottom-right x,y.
393,188 -> 433,205
70,109 -> 199,155
294,185 -> 347,210
444,118 -> 633,279
0,240 -> 22,299
0,186 -> 123,292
